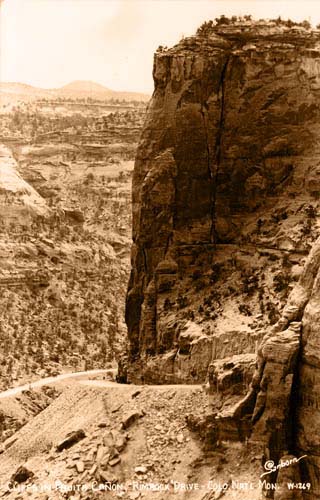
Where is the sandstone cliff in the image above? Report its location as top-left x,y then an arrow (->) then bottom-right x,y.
126,21 -> 320,498
126,22 -> 320,379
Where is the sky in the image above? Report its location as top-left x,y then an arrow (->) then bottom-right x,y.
1,0 -> 320,94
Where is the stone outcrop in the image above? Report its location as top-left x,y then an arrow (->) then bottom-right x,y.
258,236 -> 320,497
208,352 -> 256,396
294,238 -> 320,497
0,145 -> 49,221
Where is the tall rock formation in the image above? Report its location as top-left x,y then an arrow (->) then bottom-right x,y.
127,22 -> 320,378
126,21 -> 320,496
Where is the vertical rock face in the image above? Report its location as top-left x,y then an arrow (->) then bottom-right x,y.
126,23 -> 320,384
126,24 -> 320,494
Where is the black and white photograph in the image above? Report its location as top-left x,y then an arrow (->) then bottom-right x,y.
0,0 -> 320,498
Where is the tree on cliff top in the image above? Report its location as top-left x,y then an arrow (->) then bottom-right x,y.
196,15 -> 233,35
271,16 -> 311,29
196,20 -> 215,36
196,15 -> 313,37
196,15 -> 255,35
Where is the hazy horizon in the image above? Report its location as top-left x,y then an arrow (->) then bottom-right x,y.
0,79 -> 151,95
1,0 -> 320,94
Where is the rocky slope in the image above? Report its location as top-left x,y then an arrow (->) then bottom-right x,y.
125,20 -> 320,498
0,385 -> 61,445
0,381 -> 263,500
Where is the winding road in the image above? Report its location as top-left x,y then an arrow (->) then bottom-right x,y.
0,370 -> 204,401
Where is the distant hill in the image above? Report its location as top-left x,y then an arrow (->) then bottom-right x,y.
60,80 -> 112,93
0,80 -> 150,103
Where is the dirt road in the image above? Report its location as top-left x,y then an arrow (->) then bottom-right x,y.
0,369 -> 116,399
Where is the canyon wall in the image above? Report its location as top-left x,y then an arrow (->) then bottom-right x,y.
127,23 -> 320,379
126,22 -> 320,496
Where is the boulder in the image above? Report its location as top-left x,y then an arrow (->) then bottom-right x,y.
10,465 -> 34,484
56,429 -> 86,451
121,410 -> 142,429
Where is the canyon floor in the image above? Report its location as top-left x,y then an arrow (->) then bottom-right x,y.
0,95 -> 146,390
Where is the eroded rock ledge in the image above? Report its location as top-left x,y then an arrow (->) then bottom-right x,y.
215,236 -> 320,497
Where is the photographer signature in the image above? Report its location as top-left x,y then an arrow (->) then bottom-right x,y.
260,455 -> 307,478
